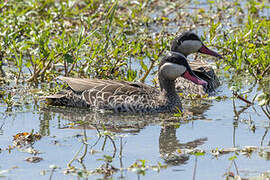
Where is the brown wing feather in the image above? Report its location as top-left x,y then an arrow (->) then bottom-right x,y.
58,77 -> 155,95
44,77 -> 161,112
58,77 -> 116,92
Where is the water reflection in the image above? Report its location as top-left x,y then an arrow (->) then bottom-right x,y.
159,125 -> 207,165
40,105 -> 209,168
41,106 -> 153,133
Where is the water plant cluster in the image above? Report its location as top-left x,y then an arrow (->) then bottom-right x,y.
0,0 -> 169,83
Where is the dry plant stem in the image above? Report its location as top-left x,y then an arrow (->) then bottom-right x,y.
260,128 -> 269,146
233,160 -> 239,175
232,97 -> 239,120
15,67 -> 22,85
27,52 -> 63,82
90,135 -> 101,149
101,136 -> 108,151
26,50 -> 34,76
89,125 -> 102,149
233,124 -> 236,147
238,105 -> 250,116
64,60 -> 68,77
192,156 -> 198,180
261,106 -> 270,120
106,135 -> 117,158
27,56 -> 51,82
139,47 -> 165,83
251,104 -> 261,117
78,127 -> 88,163
119,137 -> 123,169
94,124 -> 102,137
267,105 -> 270,114
139,59 -> 155,83
68,60 -> 77,74
233,92 -> 253,105
250,68 -> 259,81
261,64 -> 270,77
226,159 -> 233,175
0,51 -> 5,77
225,158 -> 239,179
119,137 -> 123,159
118,138 -> 127,179
67,140 -> 84,168
0,120 -> 4,130
49,167 -> 56,180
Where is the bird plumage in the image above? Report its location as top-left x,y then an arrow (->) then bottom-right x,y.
175,61 -> 220,96
45,77 -> 179,113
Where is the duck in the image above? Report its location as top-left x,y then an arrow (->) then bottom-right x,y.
43,31 -> 222,113
170,32 -> 222,96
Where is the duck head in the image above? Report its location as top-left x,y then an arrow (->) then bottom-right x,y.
171,31 -> 222,58
159,53 -> 207,86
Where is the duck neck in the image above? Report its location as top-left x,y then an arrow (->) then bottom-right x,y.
158,73 -> 178,100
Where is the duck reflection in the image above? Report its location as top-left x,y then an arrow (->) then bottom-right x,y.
159,125 -> 207,165
40,105 -> 209,167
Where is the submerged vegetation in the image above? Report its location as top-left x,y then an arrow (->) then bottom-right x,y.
0,0 -> 269,179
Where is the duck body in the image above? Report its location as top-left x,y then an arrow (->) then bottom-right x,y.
45,77 -> 182,113
45,51 -> 193,113
44,31 -> 222,113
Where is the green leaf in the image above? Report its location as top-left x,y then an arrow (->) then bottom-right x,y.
104,155 -> 113,162
194,152 -> 205,156
228,155 -> 237,161
224,65 -> 231,71
139,160 -> 146,167
140,60 -> 148,71
64,53 -> 74,63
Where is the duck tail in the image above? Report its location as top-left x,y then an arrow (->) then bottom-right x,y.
40,94 -> 66,106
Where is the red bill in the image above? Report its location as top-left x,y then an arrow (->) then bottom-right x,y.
182,71 -> 207,86
198,45 -> 222,58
